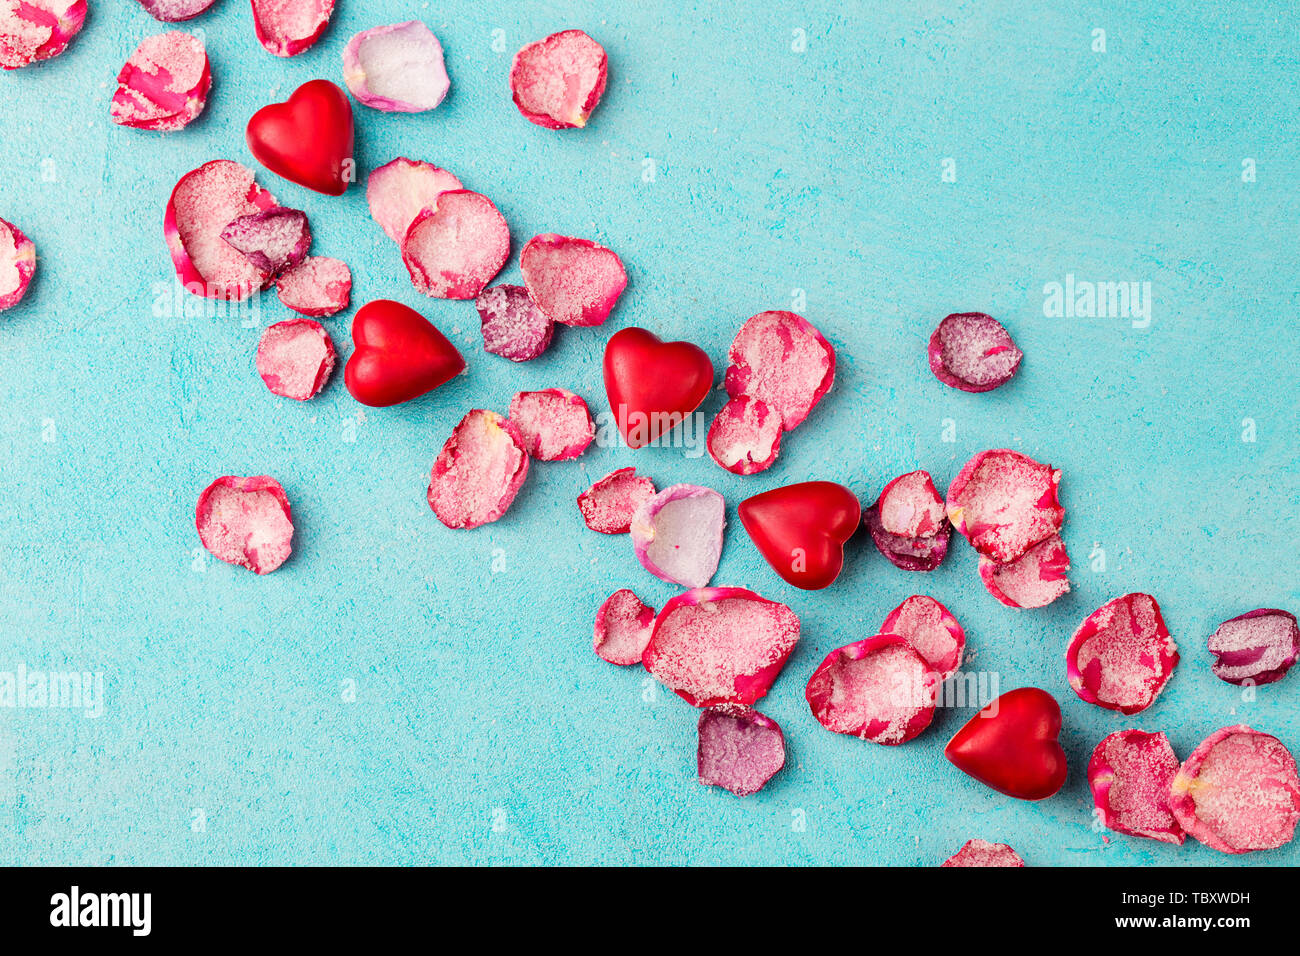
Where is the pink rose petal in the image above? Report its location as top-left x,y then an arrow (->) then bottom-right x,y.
1088,729 -> 1185,844
427,409 -> 530,530
1169,726 -> 1300,854
256,318 -> 335,401
220,206 -> 310,276
0,217 -> 36,311
519,233 -> 627,327
476,284 -> 554,362
724,310 -> 835,430
0,0 -> 85,69
1066,593 -> 1179,715
941,839 -> 1025,867
250,0 -> 334,57
881,595 -> 965,680
1208,609 -> 1300,686
978,532 -> 1071,609
928,312 -> 1023,392
195,475 -> 294,574
592,589 -> 655,666
367,158 -> 462,243
275,255 -> 351,317
643,587 -> 800,710
343,21 -> 448,112
509,29 -> 608,129
876,471 -> 946,538
706,395 -> 783,476
577,467 -> 656,535
697,708 -> 785,797
862,502 -> 952,572
629,484 -> 725,589
402,190 -> 509,300
137,0 -> 217,22
508,388 -> 594,461
805,634 -> 939,744
110,31 -> 211,132
945,448 -> 1064,563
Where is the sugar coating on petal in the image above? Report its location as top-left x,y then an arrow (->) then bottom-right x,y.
643,588 -> 799,709
195,476 -> 293,574
508,388 -> 594,461
928,312 -> 1023,392
592,589 -> 655,666
476,284 -> 553,361
706,395 -> 782,475
256,318 -> 335,401
630,484 -> 725,589
138,0 -> 216,22
979,533 -> 1071,609
510,30 -> 607,129
697,709 -> 785,797
519,234 -> 626,327
805,636 -> 938,744
1208,610 -> 1300,685
165,160 -> 276,299
945,448 -> 1063,562
877,471 -> 946,538
110,31 -> 209,131
881,595 -> 965,679
367,158 -> 462,243
427,410 -> 529,530
402,190 -> 509,300
1171,727 -> 1300,853
1088,730 -> 1184,844
941,839 -> 1025,867
343,21 -> 449,112
1067,593 -> 1179,714
220,207 -> 310,276
275,256 -> 351,316
577,467 -> 656,534
0,0 -> 84,69
863,504 -> 952,572
0,217 -> 35,308
725,310 -> 835,430
251,0 -> 334,57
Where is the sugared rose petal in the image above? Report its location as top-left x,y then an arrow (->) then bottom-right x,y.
979,533 -> 1070,609
476,285 -> 553,362
1169,726 -> 1300,854
256,318 -> 335,401
1088,730 -> 1184,844
706,395 -> 783,476
251,0 -> 334,57
508,388 -> 594,461
576,467 -> 656,535
876,471 -> 946,538
0,0 -> 85,69
724,310 -> 835,430
881,595 -> 965,680
941,839 -> 1025,867
592,589 -> 655,666
1208,609 -> 1300,686
509,29 -> 607,129
137,0 -> 216,22
427,410 -> 530,530
195,475 -> 293,574
343,21 -> 448,113
275,256 -> 351,317
519,234 -> 626,327
945,448 -> 1064,563
697,709 -> 785,797
630,484 -> 725,589
402,190 -> 509,299
164,160 -> 277,299
805,634 -> 939,744
110,31 -> 211,132
0,217 -> 36,312
366,157 -> 462,243
220,206 -> 310,276
1066,593 -> 1179,715
863,503 -> 951,572
643,587 -> 799,710
928,312 -> 1023,393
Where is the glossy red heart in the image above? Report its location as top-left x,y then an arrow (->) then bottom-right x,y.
246,79 -> 354,196
738,481 -> 861,590
344,300 -> 465,407
945,687 -> 1068,800
603,327 -> 713,449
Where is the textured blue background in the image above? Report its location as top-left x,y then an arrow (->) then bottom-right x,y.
0,0 -> 1296,866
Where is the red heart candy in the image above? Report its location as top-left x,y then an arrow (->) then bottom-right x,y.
603,327 -> 713,449
344,300 -> 465,407
738,482 -> 861,590
246,80 -> 354,196
945,687 -> 1068,800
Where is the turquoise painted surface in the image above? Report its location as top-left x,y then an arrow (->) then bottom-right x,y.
0,0 -> 1296,865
